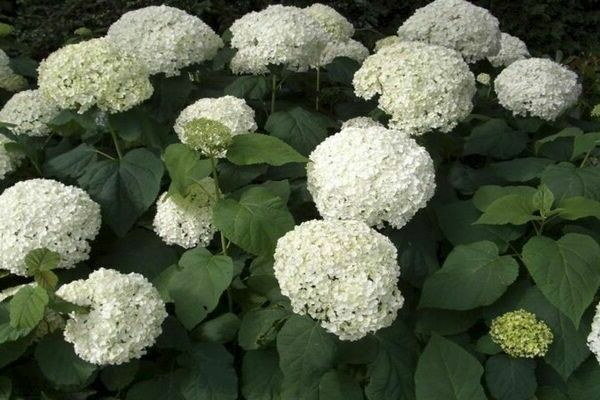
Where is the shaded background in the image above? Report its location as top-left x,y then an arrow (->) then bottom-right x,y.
1,0 -> 599,60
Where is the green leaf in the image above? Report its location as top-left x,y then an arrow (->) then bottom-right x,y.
416,309 -> 480,336
34,270 -> 59,291
48,110 -> 98,137
475,194 -> 540,225
572,131 -> 600,160
556,196 -> 600,220
277,315 -> 337,400
532,184 -> 555,216
168,248 -> 234,330
127,371 -> 186,400
100,360 -> 139,391
475,335 -> 502,355
163,143 -> 212,197
415,334 -> 486,400
420,241 -> 518,310
522,233 -> 600,327
485,355 -> 537,400
78,148 -> 164,236
324,57 -> 360,84
541,163 -> 600,202
490,157 -> 554,182
9,286 -> 48,331
35,335 -> 96,386
464,119 -> 528,159
567,358 -> 600,400
178,343 -> 238,400
472,185 -> 537,211
535,127 -> 582,154
365,320 -> 419,400
241,349 -> 283,400
319,370 -> 364,400
518,287 -> 591,380
25,248 -> 60,274
43,143 -> 98,180
265,107 -> 334,156
192,313 -> 240,344
0,339 -> 29,368
213,187 -> 295,256
224,76 -> 269,100
435,201 -> 525,251
227,134 -> 308,166
0,376 -> 9,400
238,307 -> 289,350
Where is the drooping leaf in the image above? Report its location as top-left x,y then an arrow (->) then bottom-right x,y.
535,127 -> 582,154
276,315 -> 337,400
572,131 -> 600,160
78,148 -> 164,236
224,76 -> 269,100
227,134 -> 308,166
522,233 -> 600,327
490,157 -> 554,182
213,187 -> 295,256
34,335 -> 96,386
541,163 -> 600,201
43,143 -> 98,180
0,304 -> 31,344
484,355 -> 537,400
475,194 -> 540,225
420,241 -> 519,310
556,196 -> 600,220
178,343 -> 238,400
9,286 -> 48,331
168,248 -> 234,330
24,248 -> 60,274
365,320 -> 419,400
163,143 -> 212,197
472,185 -> 537,211
414,334 -> 486,400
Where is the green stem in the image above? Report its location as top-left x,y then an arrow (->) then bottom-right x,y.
94,149 -> 116,161
210,157 -> 228,257
580,149 -> 592,167
108,125 -> 123,159
315,67 -> 320,111
271,73 -> 277,115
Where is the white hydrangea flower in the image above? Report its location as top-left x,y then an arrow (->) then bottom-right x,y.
307,126 -> 435,229
0,50 -> 27,92
229,5 -> 329,74
0,134 -> 22,180
374,35 -> 402,52
305,3 -> 354,42
488,33 -> 530,68
319,39 -> 369,67
477,73 -> 491,86
353,41 -> 475,134
38,38 -> 154,114
588,301 -> 600,364
174,95 -> 257,157
0,90 -> 60,136
274,219 -> 404,341
495,58 -> 581,121
107,5 -> 223,76
397,0 -> 501,63
0,179 -> 101,276
340,116 -> 383,130
56,268 -> 167,365
153,178 -> 218,249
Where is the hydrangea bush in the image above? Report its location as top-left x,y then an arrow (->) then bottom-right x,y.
0,1 -> 598,399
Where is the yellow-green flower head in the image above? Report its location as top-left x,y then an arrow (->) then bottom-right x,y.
182,118 -> 233,158
38,38 -> 153,114
591,104 -> 600,119
490,309 -> 553,358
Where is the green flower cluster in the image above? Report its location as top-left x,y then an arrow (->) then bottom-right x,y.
182,118 -> 233,157
490,309 -> 553,358
591,104 -> 600,119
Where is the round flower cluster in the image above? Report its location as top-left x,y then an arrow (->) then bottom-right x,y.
495,58 -> 581,121
588,301 -> 600,363
174,96 -> 257,158
353,41 -> 475,134
38,38 -> 154,114
229,5 -> 329,74
56,268 -> 167,365
487,33 -> 530,67
0,50 -> 27,92
181,118 -> 232,157
304,3 -> 354,41
397,0 -> 501,63
307,126 -> 435,228
476,73 -> 491,86
319,39 -> 369,67
0,90 -> 60,136
490,309 -> 553,358
153,178 -> 218,249
0,179 -> 101,276
273,219 -> 404,341
340,116 -> 383,130
592,104 -> 600,119
375,35 -> 402,52
107,5 -> 223,77
0,134 -> 22,180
